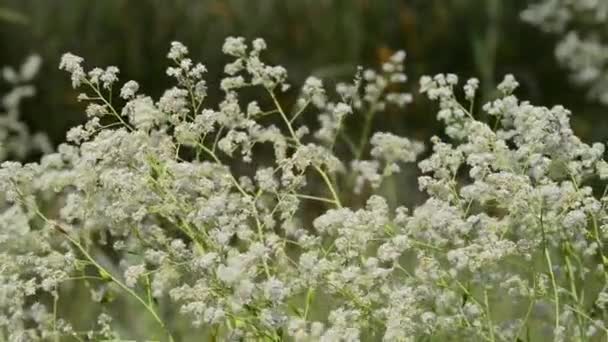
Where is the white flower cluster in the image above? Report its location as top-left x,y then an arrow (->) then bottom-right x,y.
2,37 -> 608,342
0,55 -> 51,161
418,71 -> 608,340
0,38 -> 421,341
522,0 -> 608,103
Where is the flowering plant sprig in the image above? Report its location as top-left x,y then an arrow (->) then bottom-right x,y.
0,38 -> 422,341
2,37 -> 608,341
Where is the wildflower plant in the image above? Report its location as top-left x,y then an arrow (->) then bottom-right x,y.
1,36 -> 608,342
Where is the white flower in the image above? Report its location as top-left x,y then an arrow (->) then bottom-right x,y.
100,66 -> 119,89
121,96 -> 164,130
464,78 -> 479,100
370,132 -> 424,175
262,277 -> 287,303
252,38 -> 267,52
332,102 -> 352,121
59,52 -> 86,87
222,36 -> 247,57
120,80 -> 139,99
167,41 -> 189,60
124,264 -> 146,287
497,74 -> 519,94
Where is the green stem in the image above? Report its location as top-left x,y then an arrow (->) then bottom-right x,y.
68,233 -> 174,342
30,207 -> 174,342
267,88 -> 342,207
513,296 -> 535,342
356,107 -> 376,160
303,288 -> 314,320
53,289 -> 59,342
290,193 -> 337,204
484,289 -> 495,342
86,80 -> 134,131
544,239 -> 561,334
564,248 -> 587,341
538,201 -> 560,335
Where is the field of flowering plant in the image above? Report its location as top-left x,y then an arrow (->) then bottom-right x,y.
2,1 -> 608,342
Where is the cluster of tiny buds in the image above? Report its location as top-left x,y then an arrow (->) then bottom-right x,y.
1,35 -> 608,341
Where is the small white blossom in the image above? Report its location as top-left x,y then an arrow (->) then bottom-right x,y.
124,264 -> 146,287
167,41 -> 189,60
59,53 -> 86,88
120,80 -> 139,99
222,36 -> 247,57
497,74 -> 519,94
